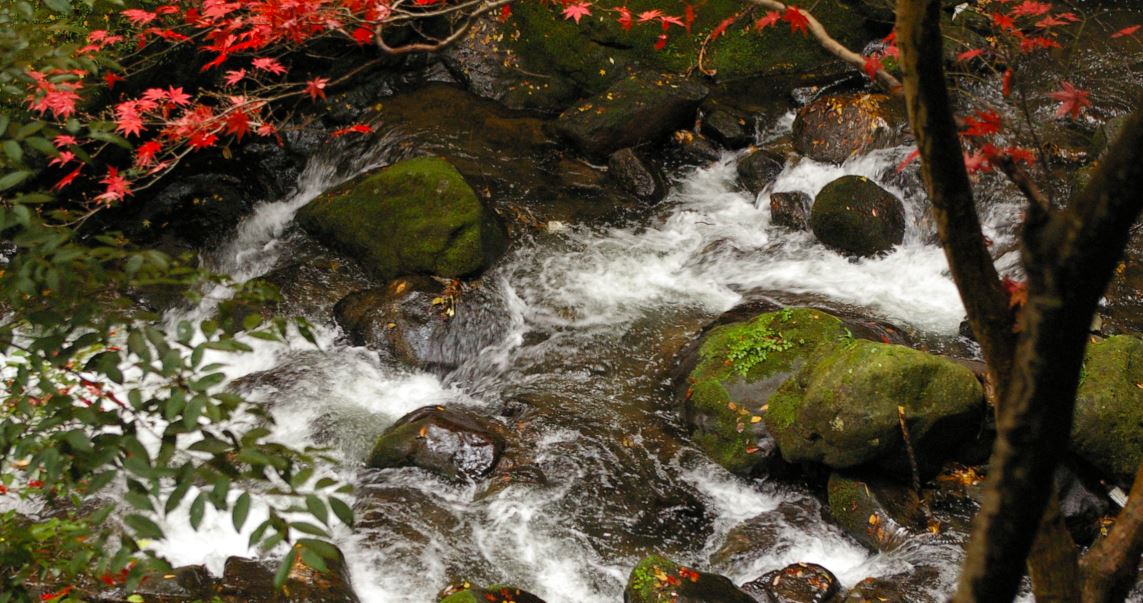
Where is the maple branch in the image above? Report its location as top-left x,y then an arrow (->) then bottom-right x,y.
743,0 -> 902,92
994,155 -> 1052,215
374,0 -> 514,54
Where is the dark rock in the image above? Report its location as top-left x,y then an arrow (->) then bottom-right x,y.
553,72 -> 709,160
1071,335 -> 1143,485
841,568 -> 942,603
737,149 -> 786,196
740,562 -> 840,603
296,157 -> 507,282
333,276 -> 506,373
1056,462 -> 1112,546
671,130 -> 724,166
219,548 -> 359,603
810,175 -> 905,257
678,308 -> 850,476
702,108 -> 754,149
439,584 -> 548,603
769,192 -> 813,231
711,503 -> 822,569
625,555 -> 755,603
792,94 -> 908,164
258,236 -> 372,320
827,472 -> 927,552
767,338 -> 984,475
368,406 -> 507,480
132,174 -> 253,247
93,565 -> 216,602
609,148 -> 666,202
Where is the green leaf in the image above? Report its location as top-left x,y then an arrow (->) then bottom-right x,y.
189,492 -> 206,530
232,491 -> 251,531
273,548 -> 298,590
123,514 -> 164,540
304,494 -> 328,527
299,546 -> 328,574
329,497 -> 353,528
2,140 -> 23,163
41,0 -> 72,14
0,170 -> 31,191
288,521 -> 328,538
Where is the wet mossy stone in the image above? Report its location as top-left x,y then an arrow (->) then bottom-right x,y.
826,471 -> 927,552
767,339 -> 984,474
737,149 -> 785,196
439,584 -> 547,603
810,175 -> 905,258
740,562 -> 840,603
554,71 -> 709,160
792,93 -> 908,164
625,554 -> 755,603
770,191 -> 813,231
1072,335 -> 1143,485
682,308 -> 850,476
369,406 -> 507,480
296,157 -> 507,282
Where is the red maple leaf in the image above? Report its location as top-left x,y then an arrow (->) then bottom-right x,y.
654,33 -> 668,51
962,110 -> 1002,138
224,69 -> 246,86
783,6 -> 809,36
251,57 -> 287,75
1049,81 -> 1092,119
166,86 -> 192,106
188,131 -> 219,149
1004,146 -> 1037,165
1010,1 -> 1051,18
96,167 -> 132,204
121,9 -> 158,25
956,48 -> 987,62
863,54 -> 883,81
991,12 -> 1017,31
896,148 -> 920,172
498,5 -> 512,23
135,140 -> 162,166
352,27 -> 374,44
1111,25 -> 1141,39
1002,68 -> 1014,97
638,10 -> 662,22
684,4 -> 695,32
710,16 -> 736,41
224,110 -> 250,140
53,165 -> 83,191
305,77 -> 328,101
562,2 -> 592,24
114,102 -> 145,137
615,7 -> 633,30
103,72 -> 126,89
53,135 -> 78,148
754,11 -> 781,31
331,124 -> 372,137
659,15 -> 685,30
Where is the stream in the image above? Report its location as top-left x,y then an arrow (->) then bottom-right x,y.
146,107 -> 1028,601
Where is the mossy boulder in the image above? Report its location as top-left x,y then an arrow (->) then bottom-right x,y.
369,406 -> 507,480
810,175 -> 905,257
295,157 -> 507,282
767,339 -> 984,474
553,71 -> 709,160
1072,335 -> 1143,485
826,472 -> 927,552
625,555 -> 755,603
792,93 -> 908,164
439,585 -> 547,603
680,308 -> 851,476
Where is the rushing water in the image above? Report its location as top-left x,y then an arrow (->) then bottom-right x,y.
143,111 -> 1033,601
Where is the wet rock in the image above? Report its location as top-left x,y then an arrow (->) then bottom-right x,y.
369,406 -> 507,480
439,584 -> 548,603
218,548 -> 359,603
91,565 -> 216,602
353,484 -> 463,547
671,130 -> 724,166
130,173 -> 253,247
1071,335 -> 1143,486
677,308 -> 850,476
258,235 -> 372,320
737,149 -> 786,196
769,192 -> 813,231
740,562 -> 840,603
702,108 -> 754,149
296,156 -> 507,282
792,93 -> 908,164
625,554 -> 755,603
826,472 -> 927,552
333,276 -> 505,373
767,338 -> 984,475
840,568 -> 942,603
609,148 -> 666,202
711,502 -> 822,568
810,176 -> 905,257
1056,461 -> 1112,546
553,71 -> 709,160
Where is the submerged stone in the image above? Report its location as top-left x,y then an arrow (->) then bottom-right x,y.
296,157 -> 507,282
625,554 -> 755,603
826,472 -> 927,552
1072,335 -> 1143,485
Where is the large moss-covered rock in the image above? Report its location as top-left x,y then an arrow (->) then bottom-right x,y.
369,406 -> 507,480
1072,335 -> 1143,485
810,176 -> 905,257
553,71 -> 709,160
793,94 -> 908,164
681,308 -> 850,476
296,157 -> 507,282
625,555 -> 755,603
767,339 -> 984,473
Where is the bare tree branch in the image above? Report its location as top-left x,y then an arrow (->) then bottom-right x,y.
1081,462 -> 1143,603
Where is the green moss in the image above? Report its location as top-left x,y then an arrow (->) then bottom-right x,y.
1073,335 -> 1143,483
626,554 -> 679,603
440,592 -> 481,603
296,157 -> 506,281
508,0 -> 867,95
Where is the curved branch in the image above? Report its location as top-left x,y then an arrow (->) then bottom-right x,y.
745,0 -> 902,92
1081,462 -> 1143,603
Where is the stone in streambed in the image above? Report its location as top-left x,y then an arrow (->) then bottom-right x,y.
609,147 -> 666,203
625,554 -> 755,603
770,192 -> 813,231
739,562 -> 840,603
792,93 -> 907,164
737,149 -> 785,196
296,157 -> 506,282
368,406 -> 507,481
1071,335 -> 1143,486
810,176 -> 905,258
439,584 -> 548,603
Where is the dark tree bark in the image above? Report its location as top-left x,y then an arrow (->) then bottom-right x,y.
896,0 -> 1143,601
1081,463 -> 1143,603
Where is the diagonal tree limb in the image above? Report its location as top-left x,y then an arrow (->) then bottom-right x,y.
1081,462 -> 1143,603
